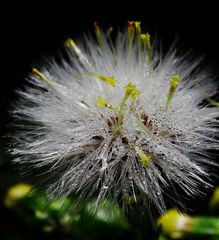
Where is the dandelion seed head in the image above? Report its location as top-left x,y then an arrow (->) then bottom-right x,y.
10,22 -> 219,214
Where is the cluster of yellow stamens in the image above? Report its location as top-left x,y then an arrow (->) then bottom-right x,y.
97,81 -> 140,112
32,21 -> 182,173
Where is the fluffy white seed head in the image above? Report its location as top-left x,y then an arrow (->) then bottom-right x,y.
10,22 -> 219,214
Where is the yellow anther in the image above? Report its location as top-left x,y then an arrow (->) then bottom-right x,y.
141,33 -> 152,55
32,68 -> 57,90
94,22 -> 103,48
96,74 -> 117,87
135,147 -> 152,168
97,96 -> 118,113
97,96 -> 109,107
119,83 -> 140,111
65,39 -> 81,55
170,75 -> 180,89
134,21 -> 141,35
107,26 -> 113,37
97,96 -> 114,110
124,82 -> 141,100
128,21 -> 136,57
141,33 -> 154,74
165,75 -> 181,110
94,21 -> 100,34
128,21 -> 135,43
141,33 -> 151,47
65,38 -> 91,67
65,38 -> 76,47
32,68 -> 48,82
134,21 -> 143,61
128,21 -> 135,31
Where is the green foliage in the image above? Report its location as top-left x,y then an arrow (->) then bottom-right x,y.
3,186 -> 131,239
3,184 -> 219,240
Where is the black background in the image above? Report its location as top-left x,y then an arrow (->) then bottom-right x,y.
0,1 -> 219,239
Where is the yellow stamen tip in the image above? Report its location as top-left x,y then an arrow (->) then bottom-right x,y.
94,21 -> 100,33
125,82 -> 141,100
32,68 -> 47,81
135,147 -> 152,168
94,22 -> 103,48
65,38 -> 76,47
32,68 -> 55,89
107,27 -> 113,35
97,96 -> 110,108
128,21 -> 135,28
134,21 -> 141,34
128,21 -> 135,33
170,75 -> 180,89
165,75 -> 181,109
128,21 -> 136,51
32,68 -> 63,94
96,74 -> 117,87
141,33 -> 151,45
107,27 -> 114,38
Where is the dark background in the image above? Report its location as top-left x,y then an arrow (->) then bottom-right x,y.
0,1 -> 219,239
